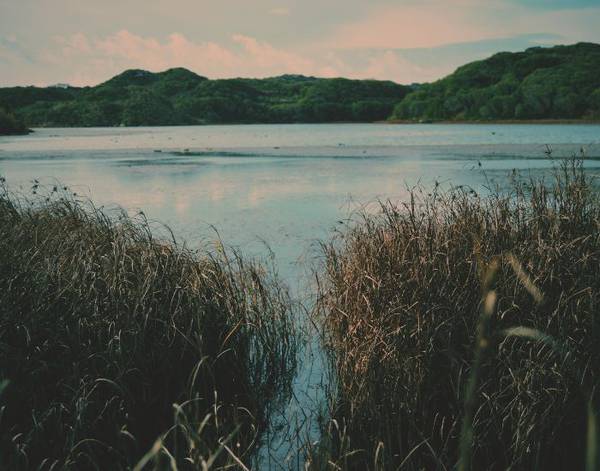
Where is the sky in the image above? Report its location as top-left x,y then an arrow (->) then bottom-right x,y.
0,0 -> 599,87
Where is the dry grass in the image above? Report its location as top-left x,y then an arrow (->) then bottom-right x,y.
0,183 -> 297,470
314,157 -> 600,470
3,155 -> 599,470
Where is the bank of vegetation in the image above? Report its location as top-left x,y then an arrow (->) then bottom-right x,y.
0,184 -> 296,469
0,106 -> 29,135
313,156 -> 600,469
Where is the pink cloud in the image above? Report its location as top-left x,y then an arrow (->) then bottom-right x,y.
231,34 -> 313,73
95,30 -> 238,72
268,7 -> 291,16
321,0 -> 600,50
44,30 -> 325,85
323,1 -> 500,50
34,28 -> 474,86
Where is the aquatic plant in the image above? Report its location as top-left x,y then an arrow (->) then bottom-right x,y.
314,156 -> 600,470
0,183 -> 296,469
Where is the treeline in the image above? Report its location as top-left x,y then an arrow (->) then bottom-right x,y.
0,106 -> 29,135
1,42 -> 600,130
392,42 -> 600,121
0,69 -> 409,127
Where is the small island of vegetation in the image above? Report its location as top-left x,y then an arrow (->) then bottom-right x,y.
0,106 -> 30,136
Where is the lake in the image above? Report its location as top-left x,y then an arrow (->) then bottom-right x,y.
1,123 -> 599,467
2,124 -> 600,282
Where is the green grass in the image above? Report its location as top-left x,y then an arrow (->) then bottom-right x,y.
0,184 -> 296,469
314,157 -> 600,470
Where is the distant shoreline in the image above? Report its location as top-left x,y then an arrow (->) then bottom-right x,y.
8,120 -> 600,132
0,128 -> 33,136
384,119 -> 600,125
2,118 -> 599,136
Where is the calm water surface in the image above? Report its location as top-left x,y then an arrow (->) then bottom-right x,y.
1,123 -> 599,467
2,124 -> 600,281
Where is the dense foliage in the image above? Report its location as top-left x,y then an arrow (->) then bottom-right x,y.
0,69 -> 409,126
316,158 -> 600,470
0,106 -> 29,135
0,186 -> 296,469
393,42 -> 600,121
2,43 -> 599,128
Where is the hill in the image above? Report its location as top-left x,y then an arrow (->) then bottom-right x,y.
2,43 -> 599,129
0,69 -> 410,127
392,42 -> 600,121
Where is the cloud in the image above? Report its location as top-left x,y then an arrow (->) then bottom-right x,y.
34,30 -> 325,85
512,0 -> 599,9
2,27 -> 590,88
95,31 -> 238,73
38,30 -> 444,85
2,0 -> 600,87
231,34 -> 313,73
268,7 -> 291,16
320,0 -> 600,50
322,0 -> 500,50
376,33 -> 563,80
0,35 -> 34,63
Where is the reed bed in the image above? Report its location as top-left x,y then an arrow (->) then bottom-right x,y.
0,183 -> 296,470
314,157 -> 600,470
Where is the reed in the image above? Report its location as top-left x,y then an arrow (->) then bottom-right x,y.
314,156 -> 600,470
0,183 -> 296,469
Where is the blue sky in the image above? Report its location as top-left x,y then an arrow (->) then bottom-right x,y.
0,0 -> 599,86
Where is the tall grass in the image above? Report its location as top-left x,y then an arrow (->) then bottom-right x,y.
0,183 -> 296,469
315,157 -> 600,470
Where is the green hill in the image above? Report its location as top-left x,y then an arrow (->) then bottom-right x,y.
2,43 -> 599,129
0,70 -> 409,127
392,42 -> 600,121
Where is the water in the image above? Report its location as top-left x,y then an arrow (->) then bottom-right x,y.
2,124 -> 599,280
1,123 -> 599,468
